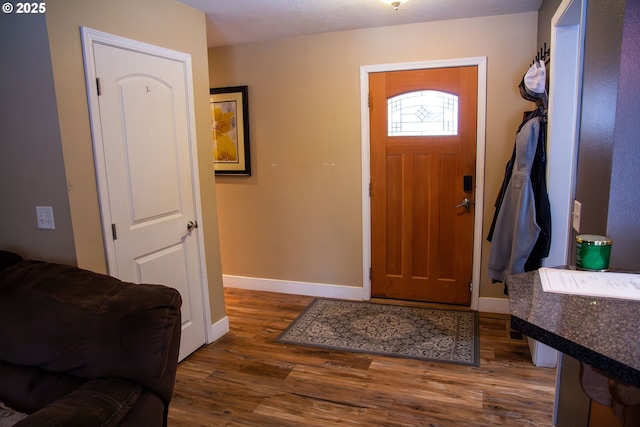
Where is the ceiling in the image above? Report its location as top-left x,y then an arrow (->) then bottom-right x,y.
179,0 -> 543,48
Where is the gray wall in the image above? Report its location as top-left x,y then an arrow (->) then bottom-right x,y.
537,0 -> 562,55
572,0 -> 640,270
573,0 -> 625,240
0,14 -> 76,264
606,0 -> 640,269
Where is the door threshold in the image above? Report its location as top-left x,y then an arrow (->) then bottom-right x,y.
369,297 -> 472,311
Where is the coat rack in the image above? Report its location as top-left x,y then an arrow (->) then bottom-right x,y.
525,42 -> 550,117
532,42 -> 551,66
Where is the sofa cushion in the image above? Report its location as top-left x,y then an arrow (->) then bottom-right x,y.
0,261 -> 182,392
14,379 -> 141,427
118,391 -> 165,427
0,360 -> 86,414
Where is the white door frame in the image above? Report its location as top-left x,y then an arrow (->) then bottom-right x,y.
545,0 -> 587,267
80,27 -> 214,343
547,0 -> 587,422
360,57 -> 487,311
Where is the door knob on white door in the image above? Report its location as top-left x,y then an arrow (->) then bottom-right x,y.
187,221 -> 198,231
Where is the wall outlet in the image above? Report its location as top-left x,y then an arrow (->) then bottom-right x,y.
572,200 -> 581,233
36,206 -> 55,230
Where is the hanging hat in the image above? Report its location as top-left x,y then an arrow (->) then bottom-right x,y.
520,60 -> 547,101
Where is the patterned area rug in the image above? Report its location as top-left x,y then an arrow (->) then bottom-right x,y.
276,298 -> 479,366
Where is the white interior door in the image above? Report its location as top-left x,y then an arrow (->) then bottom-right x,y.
83,30 -> 207,361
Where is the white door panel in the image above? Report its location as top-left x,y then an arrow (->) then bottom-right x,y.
120,76 -> 181,223
135,244 -> 195,327
90,41 -> 206,361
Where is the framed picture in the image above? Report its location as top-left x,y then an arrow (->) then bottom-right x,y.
210,86 -> 251,176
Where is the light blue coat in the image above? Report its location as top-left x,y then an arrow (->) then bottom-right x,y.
488,115 -> 542,283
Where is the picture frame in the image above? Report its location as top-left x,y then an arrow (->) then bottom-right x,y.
210,85 -> 251,176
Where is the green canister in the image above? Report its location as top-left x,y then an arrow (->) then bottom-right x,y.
576,234 -> 613,271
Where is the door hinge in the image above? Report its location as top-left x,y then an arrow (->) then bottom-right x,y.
369,267 -> 372,280
469,281 -> 473,293
96,78 -> 102,96
111,223 -> 117,240
368,93 -> 371,108
369,182 -> 372,197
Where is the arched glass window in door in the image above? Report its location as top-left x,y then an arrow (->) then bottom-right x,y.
388,90 -> 458,136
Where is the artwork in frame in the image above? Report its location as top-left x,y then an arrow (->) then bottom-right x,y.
210,85 -> 251,176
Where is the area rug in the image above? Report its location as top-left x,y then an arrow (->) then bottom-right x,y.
276,298 -> 479,366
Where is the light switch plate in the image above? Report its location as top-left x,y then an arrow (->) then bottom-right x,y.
36,206 -> 55,230
572,200 -> 581,233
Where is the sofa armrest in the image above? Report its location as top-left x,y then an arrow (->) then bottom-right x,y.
15,379 -> 141,427
0,260 -> 182,399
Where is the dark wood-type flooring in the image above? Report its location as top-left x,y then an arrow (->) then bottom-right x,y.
168,288 -> 556,426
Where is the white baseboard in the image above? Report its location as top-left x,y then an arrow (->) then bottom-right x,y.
224,274 -> 511,315
223,274 -> 365,300
477,296 -> 511,314
207,315 -> 230,344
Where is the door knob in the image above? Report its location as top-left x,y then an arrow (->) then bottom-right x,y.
187,220 -> 198,231
455,198 -> 471,208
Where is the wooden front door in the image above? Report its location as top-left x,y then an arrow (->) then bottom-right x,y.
370,66 -> 478,305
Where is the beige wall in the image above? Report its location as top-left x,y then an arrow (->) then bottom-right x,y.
210,12 -> 539,299
44,0 -> 226,321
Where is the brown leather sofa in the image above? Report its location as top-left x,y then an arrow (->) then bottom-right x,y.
0,251 -> 182,427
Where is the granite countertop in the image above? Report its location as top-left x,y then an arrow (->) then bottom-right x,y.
508,269 -> 640,387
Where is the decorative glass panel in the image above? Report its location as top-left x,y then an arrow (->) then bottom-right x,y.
388,90 -> 458,136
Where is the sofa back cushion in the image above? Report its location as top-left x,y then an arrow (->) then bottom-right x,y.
0,260 -> 181,399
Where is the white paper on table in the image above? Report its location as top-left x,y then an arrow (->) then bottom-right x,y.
538,267 -> 640,301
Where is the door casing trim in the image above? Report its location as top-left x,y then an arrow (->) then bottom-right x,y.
360,57 -> 487,310
80,27 -> 215,343
545,0 -> 586,267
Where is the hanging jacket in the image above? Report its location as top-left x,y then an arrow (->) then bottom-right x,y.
525,112 -> 551,271
487,109 -> 551,273
487,114 -> 542,283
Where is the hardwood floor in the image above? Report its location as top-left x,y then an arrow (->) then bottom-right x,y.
168,288 -> 557,426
